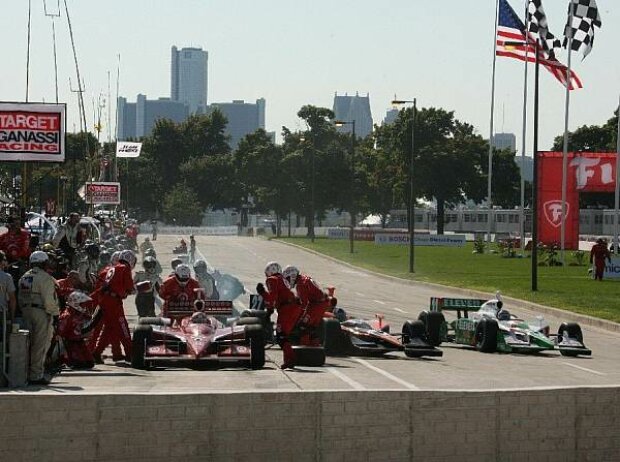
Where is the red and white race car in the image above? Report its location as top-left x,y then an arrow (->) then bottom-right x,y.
131,300 -> 265,370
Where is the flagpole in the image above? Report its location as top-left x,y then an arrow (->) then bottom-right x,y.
520,0 -> 529,252
614,94 -> 620,252
487,0 -> 500,247
532,39 -> 540,291
560,5 -> 574,264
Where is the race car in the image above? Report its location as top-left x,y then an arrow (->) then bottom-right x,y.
416,294 -> 592,356
321,315 -> 443,358
131,300 -> 265,370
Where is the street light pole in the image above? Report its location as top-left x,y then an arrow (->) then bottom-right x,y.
392,99 -> 417,273
334,120 -> 357,253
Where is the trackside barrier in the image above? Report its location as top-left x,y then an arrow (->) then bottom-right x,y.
152,226 -> 238,236
0,387 -> 617,460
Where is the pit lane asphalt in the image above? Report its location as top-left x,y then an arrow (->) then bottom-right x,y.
11,234 -> 620,394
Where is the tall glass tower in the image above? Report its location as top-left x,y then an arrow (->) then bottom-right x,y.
171,46 -> 208,114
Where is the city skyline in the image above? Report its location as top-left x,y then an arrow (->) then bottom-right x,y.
1,1 -> 618,152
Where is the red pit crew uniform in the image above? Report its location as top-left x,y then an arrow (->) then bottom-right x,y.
92,262 -> 134,359
87,265 -> 119,357
590,242 -> 611,281
296,275 -> 330,346
262,275 -> 302,366
0,228 -> 31,262
57,305 -> 98,369
159,276 -> 201,317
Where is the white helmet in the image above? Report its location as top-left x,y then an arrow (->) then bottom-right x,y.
264,261 -> 282,277
282,265 -> 300,288
175,264 -> 192,286
111,251 -> 122,265
66,291 -> 92,314
29,251 -> 49,265
119,249 -> 137,268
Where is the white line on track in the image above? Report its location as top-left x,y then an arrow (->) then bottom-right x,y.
354,358 -> 419,390
373,300 -> 386,305
355,292 -> 365,297
327,367 -> 366,390
393,308 -> 407,314
562,362 -> 606,376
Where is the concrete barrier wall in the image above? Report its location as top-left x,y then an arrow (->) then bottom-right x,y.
0,387 -> 618,461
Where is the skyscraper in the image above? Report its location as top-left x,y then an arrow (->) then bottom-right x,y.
332,92 -> 373,138
171,46 -> 208,114
207,99 -> 266,149
492,133 -> 517,152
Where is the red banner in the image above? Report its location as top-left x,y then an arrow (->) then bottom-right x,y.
538,152 -> 617,249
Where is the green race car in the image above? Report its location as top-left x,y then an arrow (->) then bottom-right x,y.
416,294 -> 592,356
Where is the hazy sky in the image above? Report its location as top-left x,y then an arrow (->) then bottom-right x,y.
1,0 -> 618,154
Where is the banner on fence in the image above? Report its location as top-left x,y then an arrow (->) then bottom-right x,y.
602,257 -> 620,280
375,233 -> 466,247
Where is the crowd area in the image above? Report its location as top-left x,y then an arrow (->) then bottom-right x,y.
0,212 -> 244,386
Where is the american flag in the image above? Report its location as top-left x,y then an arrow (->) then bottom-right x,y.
496,0 -> 582,90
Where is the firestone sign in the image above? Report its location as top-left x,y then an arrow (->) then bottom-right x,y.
538,152 -> 618,249
84,182 -> 121,205
0,102 -> 66,162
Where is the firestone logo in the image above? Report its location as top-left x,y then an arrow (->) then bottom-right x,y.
543,201 -> 569,228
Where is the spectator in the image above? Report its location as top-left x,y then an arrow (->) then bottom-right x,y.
52,212 -> 82,268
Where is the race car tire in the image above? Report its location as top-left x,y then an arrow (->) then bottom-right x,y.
321,318 -> 348,356
245,325 -> 266,370
240,309 -> 270,322
293,346 -> 326,367
131,325 -> 153,370
402,320 -> 425,344
475,319 -> 498,353
237,317 -> 262,326
417,311 -> 445,346
138,317 -> 167,326
558,322 -> 583,343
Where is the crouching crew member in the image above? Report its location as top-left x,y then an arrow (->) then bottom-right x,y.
283,265 -> 331,346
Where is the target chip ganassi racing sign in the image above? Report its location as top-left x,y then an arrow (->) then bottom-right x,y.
0,102 -> 66,162
83,182 -> 121,205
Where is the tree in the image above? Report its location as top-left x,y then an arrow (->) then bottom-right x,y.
552,110 -> 618,152
162,183 -> 203,226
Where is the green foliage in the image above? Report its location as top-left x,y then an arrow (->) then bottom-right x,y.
539,243 -> 563,267
472,236 -> 486,254
497,239 -> 518,258
162,183 -> 203,226
572,250 -> 586,266
552,109 -> 618,152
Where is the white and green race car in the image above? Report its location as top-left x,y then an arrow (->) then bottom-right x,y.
416,294 -> 591,356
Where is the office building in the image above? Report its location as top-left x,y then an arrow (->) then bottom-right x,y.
117,95 -> 188,139
492,132 -> 517,152
207,98 -> 266,149
332,92 -> 373,138
383,108 -> 399,125
171,46 -> 209,114
514,155 -> 534,182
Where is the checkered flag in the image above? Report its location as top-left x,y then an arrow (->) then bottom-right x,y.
563,0 -> 602,59
527,0 -> 561,59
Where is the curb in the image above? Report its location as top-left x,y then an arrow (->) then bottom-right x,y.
274,239 -> 620,334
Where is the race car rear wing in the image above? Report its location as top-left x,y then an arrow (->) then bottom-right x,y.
429,297 -> 488,319
166,300 -> 234,319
